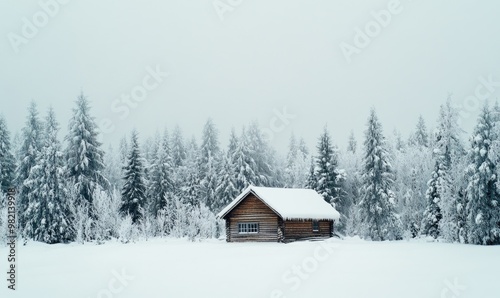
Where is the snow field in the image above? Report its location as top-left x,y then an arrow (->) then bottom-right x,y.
1,237 -> 499,298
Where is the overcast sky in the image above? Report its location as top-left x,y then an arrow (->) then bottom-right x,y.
1,0 -> 500,153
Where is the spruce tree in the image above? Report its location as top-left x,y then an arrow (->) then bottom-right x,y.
284,133 -> 298,187
409,115 -> 429,147
347,130 -> 357,153
15,102 -> 43,230
65,93 -> 109,210
247,122 -> 274,187
298,137 -> 309,160
148,130 -> 174,216
305,157 -> 317,190
171,125 -> 186,168
181,137 -> 202,206
103,144 -> 123,191
359,109 -> 402,240
421,99 -> 465,241
24,108 -> 72,243
199,119 -> 221,211
120,130 -> 147,224
465,103 -> 500,245
0,115 -> 16,192
215,152 -> 239,211
312,127 -> 347,231
421,160 -> 445,238
232,128 -> 258,191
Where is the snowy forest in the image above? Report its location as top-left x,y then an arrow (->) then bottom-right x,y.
1,93 -> 499,246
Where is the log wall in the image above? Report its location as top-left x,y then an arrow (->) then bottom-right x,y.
283,220 -> 332,242
226,194 -> 279,242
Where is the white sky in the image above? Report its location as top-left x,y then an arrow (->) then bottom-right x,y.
1,0 -> 500,153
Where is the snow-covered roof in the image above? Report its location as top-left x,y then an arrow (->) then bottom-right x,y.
217,186 -> 340,221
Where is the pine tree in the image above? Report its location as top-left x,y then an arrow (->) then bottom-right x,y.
392,129 -> 405,152
0,115 -> 16,192
284,133 -> 298,187
298,137 -> 309,160
104,145 -> 123,191
465,103 -> 500,245
247,122 -> 274,187
347,130 -> 357,154
313,128 -> 344,203
228,128 -> 238,157
171,125 -> 186,168
65,93 -> 109,211
199,119 -> 221,211
15,102 -> 43,230
409,115 -> 429,147
421,159 -> 445,238
148,131 -> 174,217
359,109 -> 402,241
24,108 -> 72,243
119,136 -> 129,166
305,157 -> 317,190
215,152 -> 239,211
311,127 -> 347,231
120,131 -> 147,224
340,144 -> 363,236
182,137 -> 201,206
492,101 -> 500,123
421,99 -> 465,241
232,128 -> 258,191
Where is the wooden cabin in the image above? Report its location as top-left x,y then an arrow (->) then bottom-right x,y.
217,186 -> 340,243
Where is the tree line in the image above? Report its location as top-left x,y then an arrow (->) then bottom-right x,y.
0,94 -> 499,245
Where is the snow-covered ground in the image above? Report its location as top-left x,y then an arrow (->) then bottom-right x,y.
1,237 -> 499,298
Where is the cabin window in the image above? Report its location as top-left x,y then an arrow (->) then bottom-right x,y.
238,223 -> 259,234
312,220 -> 319,232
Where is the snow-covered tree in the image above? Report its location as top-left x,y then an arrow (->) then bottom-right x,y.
421,158 -> 445,238
409,115 -> 429,148
15,101 -> 43,230
392,129 -> 406,153
308,127 -> 347,231
347,130 -> 357,154
215,152 -> 239,212
314,127 -> 349,206
181,137 -> 202,206
92,188 -> 122,241
199,119 -> 221,211
232,128 -> 258,191
465,103 -> 500,245
104,144 -> 123,191
65,93 -> 109,212
284,134 -> 310,188
24,108 -> 73,243
358,109 -> 402,241
170,125 -> 186,168
119,136 -> 129,166
339,147 -> 363,236
421,98 -> 465,241
120,130 -> 147,224
247,122 -> 275,187
0,115 -> 16,193
147,130 -> 174,217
